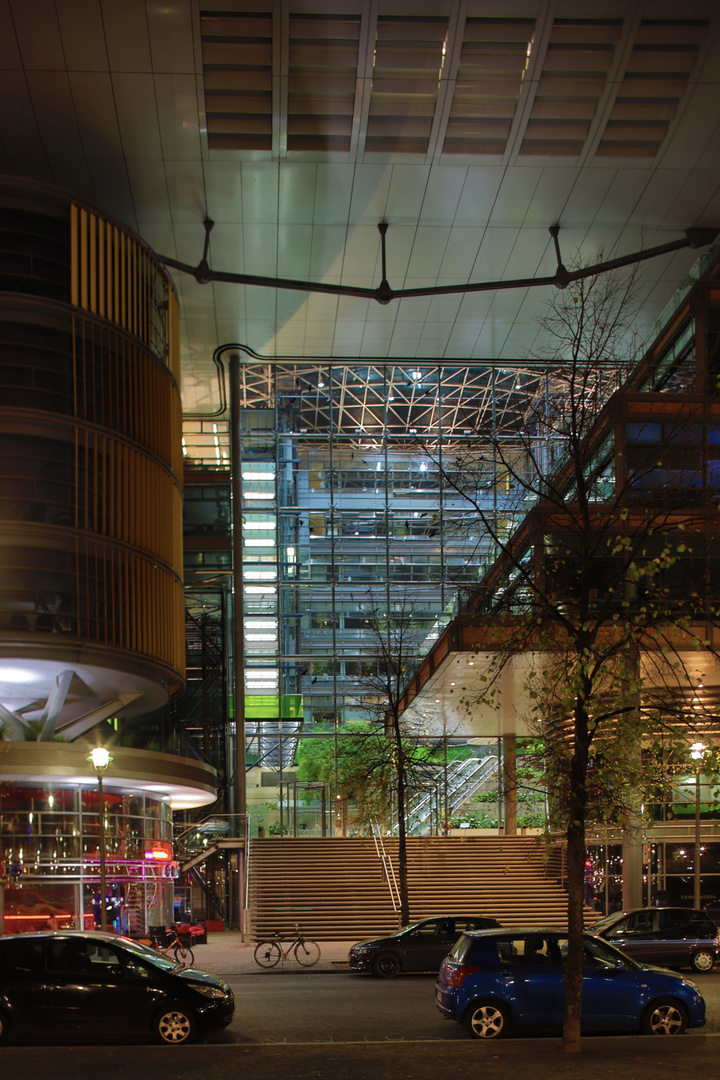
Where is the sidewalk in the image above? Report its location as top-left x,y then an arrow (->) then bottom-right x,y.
189,930 -> 352,974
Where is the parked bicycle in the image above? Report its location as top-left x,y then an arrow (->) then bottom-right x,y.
254,924 -> 321,968
137,925 -> 195,969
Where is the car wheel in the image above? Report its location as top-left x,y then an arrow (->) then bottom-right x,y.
640,998 -> 688,1036
690,950 -> 715,973
463,1000 -> 511,1040
372,952 -> 401,978
153,1004 -> 197,1045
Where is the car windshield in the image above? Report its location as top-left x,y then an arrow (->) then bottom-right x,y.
582,934 -> 643,970
115,936 -> 182,972
396,920 -> 428,937
589,911 -> 627,933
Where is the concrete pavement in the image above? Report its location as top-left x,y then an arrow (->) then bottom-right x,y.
189,930 -> 352,974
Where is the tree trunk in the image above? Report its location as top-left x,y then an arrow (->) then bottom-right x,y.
562,714 -> 590,1053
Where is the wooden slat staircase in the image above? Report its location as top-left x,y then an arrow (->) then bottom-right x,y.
249,835 -> 581,941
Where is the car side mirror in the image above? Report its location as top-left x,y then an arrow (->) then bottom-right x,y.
615,960 -> 625,971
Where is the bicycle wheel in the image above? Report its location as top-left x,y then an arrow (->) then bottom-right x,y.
173,943 -> 195,968
294,938 -> 320,967
254,940 -> 282,968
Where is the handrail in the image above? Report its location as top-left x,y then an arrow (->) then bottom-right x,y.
372,823 -> 400,914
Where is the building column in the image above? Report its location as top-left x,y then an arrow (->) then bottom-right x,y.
622,812 -> 644,909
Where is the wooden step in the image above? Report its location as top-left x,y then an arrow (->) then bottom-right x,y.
249,835 -> 586,941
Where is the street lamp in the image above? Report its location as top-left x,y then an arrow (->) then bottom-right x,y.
690,742 -> 706,910
89,747 -> 111,932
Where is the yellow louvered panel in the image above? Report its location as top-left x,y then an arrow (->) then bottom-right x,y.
596,18 -> 708,158
366,15 -> 448,154
444,16 -> 534,156
287,12 -> 360,153
201,9 -> 273,151
70,205 -> 178,373
519,18 -> 621,157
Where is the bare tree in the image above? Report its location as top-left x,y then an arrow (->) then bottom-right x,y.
426,266 -> 720,1051
342,592 -> 455,926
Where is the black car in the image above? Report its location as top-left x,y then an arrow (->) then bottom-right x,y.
589,906 -> 720,972
348,915 -> 502,977
0,930 -> 234,1045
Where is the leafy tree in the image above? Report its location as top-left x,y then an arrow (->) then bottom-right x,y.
428,264 -> 720,1051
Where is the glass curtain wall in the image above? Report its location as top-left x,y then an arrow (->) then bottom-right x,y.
183,359 -> 627,837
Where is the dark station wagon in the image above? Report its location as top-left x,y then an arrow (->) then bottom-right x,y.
589,907 -> 720,972
348,915 -> 502,977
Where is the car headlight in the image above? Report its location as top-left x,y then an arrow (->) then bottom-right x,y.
189,983 -> 230,1000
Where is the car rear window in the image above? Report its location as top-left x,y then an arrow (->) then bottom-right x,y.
448,934 -> 476,963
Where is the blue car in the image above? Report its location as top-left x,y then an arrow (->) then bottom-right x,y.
435,927 -> 706,1039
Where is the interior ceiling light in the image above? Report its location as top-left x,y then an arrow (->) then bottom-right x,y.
159,221 -> 718,306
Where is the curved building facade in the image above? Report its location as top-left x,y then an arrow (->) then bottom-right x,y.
0,178 -> 184,733
0,180 -> 208,933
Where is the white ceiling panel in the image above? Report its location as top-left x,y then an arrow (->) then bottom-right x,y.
278,224 -> 314,278
454,167 -> 505,227
48,157 -> 94,200
660,83 -> 720,172
112,73 -> 163,161
593,170 -> 654,228
154,74 -> 203,161
524,168 -> 580,225
164,163 -> 207,226
470,228 -> 520,280
242,223 -> 279,278
385,165 -> 432,222
418,166 -> 468,223
313,164 -> 357,225
208,223 -> 245,270
347,165 -> 394,224
10,0 -> 65,69
125,157 -> 172,222
86,156 -> 136,225
406,226 -> 452,278
25,71 -> 85,160
279,164 -> 318,225
504,228 -> 554,280
627,171 -> 693,229
101,0 -> 152,72
438,227 -> 487,279
204,161 -> 243,221
147,0 -> 195,74
308,224 -> 350,278
240,163 -> 279,225
488,169 -> 542,226
0,71 -> 46,160
0,1 -> 21,68
69,73 -> 125,159
56,0 -> 109,71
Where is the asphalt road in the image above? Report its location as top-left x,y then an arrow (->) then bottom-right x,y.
4,969 -> 720,1080
213,968 -> 720,1043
